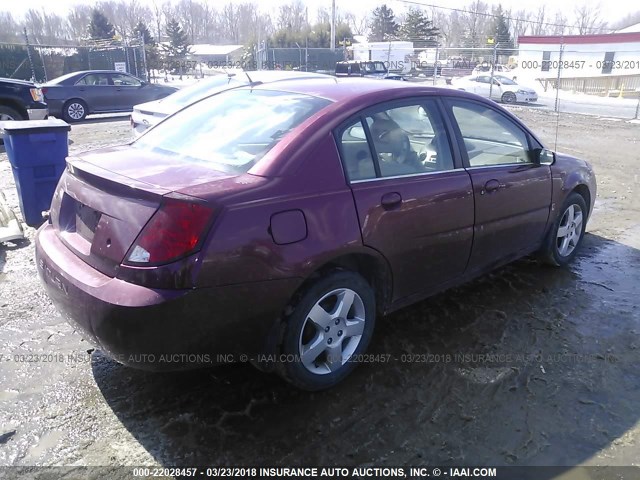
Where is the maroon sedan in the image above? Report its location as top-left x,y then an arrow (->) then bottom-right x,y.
35,78 -> 596,390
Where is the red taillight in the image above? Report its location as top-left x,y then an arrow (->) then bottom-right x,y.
40,87 -> 48,96
124,199 -> 214,266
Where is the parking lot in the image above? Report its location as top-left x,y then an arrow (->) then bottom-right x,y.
0,108 -> 639,471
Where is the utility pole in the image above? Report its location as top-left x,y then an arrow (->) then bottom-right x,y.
330,0 -> 336,52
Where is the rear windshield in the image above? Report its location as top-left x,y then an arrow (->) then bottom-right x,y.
132,89 -> 331,174
162,75 -> 244,107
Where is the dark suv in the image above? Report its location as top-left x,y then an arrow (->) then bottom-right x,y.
0,77 -> 48,121
335,61 -> 405,80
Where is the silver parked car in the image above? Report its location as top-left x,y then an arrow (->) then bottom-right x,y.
452,74 -> 538,104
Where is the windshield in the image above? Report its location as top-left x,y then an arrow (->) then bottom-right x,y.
162,75 -> 244,107
133,89 -> 331,174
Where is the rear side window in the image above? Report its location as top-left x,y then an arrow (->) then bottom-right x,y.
338,119 -> 377,181
133,89 -> 331,174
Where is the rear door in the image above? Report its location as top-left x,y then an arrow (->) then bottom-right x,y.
335,98 -> 474,302
443,98 -> 552,273
74,73 -> 113,112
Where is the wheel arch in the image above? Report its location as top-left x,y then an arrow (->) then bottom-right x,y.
0,98 -> 27,119
571,184 -> 592,217
307,251 -> 393,315
257,249 -> 393,371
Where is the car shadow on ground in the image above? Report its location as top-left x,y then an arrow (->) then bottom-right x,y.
92,233 -> 640,468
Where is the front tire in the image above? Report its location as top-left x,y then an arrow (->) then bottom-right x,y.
278,271 -> 376,391
501,92 -> 517,104
63,99 -> 87,122
540,192 -> 588,266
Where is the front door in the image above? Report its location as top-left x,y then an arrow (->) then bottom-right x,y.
444,98 -> 552,273
336,99 -> 474,302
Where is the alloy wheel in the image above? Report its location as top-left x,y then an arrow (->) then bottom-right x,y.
298,288 -> 366,375
557,203 -> 583,257
67,103 -> 85,120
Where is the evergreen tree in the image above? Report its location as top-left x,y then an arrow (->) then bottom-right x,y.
489,6 -> 514,59
162,18 -> 191,59
134,21 -> 154,45
88,9 -> 115,40
134,22 -> 160,80
368,5 -> 399,42
398,8 -> 440,48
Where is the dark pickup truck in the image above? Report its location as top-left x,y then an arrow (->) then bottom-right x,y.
0,77 -> 48,121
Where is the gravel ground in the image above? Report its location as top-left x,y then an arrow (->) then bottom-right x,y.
0,109 -> 639,472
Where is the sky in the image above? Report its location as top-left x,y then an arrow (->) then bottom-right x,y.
0,0 -> 635,27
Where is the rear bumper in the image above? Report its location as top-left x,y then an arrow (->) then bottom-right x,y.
35,223 -> 299,371
27,108 -> 48,120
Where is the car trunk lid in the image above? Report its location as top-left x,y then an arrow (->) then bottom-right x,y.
50,146 -> 236,277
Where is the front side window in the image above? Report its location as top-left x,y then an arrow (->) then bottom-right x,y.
447,99 -> 531,167
133,89 -> 331,174
111,74 -> 142,86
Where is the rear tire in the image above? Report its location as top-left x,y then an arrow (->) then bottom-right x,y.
539,192 -> 588,266
63,99 -> 87,122
0,105 -> 24,121
278,271 -> 376,391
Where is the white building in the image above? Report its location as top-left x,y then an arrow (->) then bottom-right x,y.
517,32 -> 640,95
517,32 -> 640,78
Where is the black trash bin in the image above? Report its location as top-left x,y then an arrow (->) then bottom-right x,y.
0,119 -> 70,227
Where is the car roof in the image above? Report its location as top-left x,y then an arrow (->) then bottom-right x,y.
45,70 -> 138,84
246,76 -> 466,103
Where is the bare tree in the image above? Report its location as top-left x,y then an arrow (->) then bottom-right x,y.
66,5 -> 93,41
344,11 -> 368,36
150,0 -> 164,41
276,1 -> 308,32
510,9 -> 530,42
574,4 -> 607,34
461,0 -> 490,57
0,12 -> 20,42
550,10 -> 570,35
529,6 -> 547,35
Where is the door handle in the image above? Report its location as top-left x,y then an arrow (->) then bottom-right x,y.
482,179 -> 505,195
381,192 -> 402,209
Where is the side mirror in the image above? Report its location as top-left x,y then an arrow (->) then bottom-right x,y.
531,148 -> 555,165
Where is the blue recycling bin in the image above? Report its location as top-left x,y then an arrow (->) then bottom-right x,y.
1,119 -> 70,227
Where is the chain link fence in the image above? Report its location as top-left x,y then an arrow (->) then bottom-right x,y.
0,39 -> 147,83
